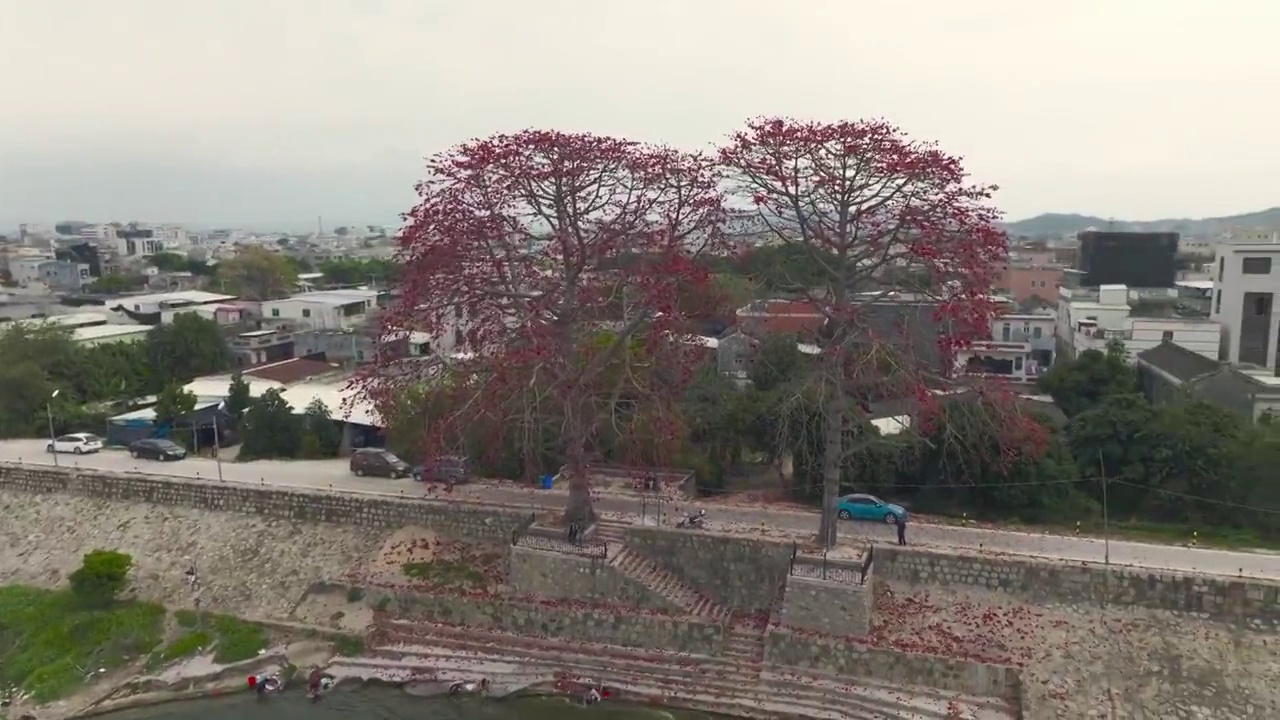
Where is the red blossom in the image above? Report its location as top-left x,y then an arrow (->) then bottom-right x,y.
354,129 -> 727,522
718,117 -> 1044,545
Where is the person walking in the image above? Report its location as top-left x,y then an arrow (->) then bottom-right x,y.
895,515 -> 907,546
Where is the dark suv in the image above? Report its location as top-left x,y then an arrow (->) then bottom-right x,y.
411,455 -> 471,484
349,448 -> 411,479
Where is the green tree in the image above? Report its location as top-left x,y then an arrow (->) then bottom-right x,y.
239,389 -> 303,459
300,398 -> 342,458
216,246 -> 297,300
1038,344 -> 1136,417
68,550 -> 133,607
224,371 -> 252,421
0,362 -> 52,438
749,334 -> 807,393
318,258 -> 399,286
153,383 -> 197,430
147,253 -> 189,272
145,313 -> 229,388
87,273 -> 146,293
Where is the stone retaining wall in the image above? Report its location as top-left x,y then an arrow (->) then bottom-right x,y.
875,546 -> 1280,629
763,628 -> 1021,700
507,545 -> 679,612
777,574 -> 872,637
624,525 -> 791,612
344,585 -> 722,655
0,463 -> 527,542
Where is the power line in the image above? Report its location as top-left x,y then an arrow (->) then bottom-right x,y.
1108,479 -> 1280,516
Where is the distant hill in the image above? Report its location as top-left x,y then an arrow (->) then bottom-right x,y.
1003,207 -> 1280,238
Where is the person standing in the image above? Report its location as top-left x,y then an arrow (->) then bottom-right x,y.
895,515 -> 907,546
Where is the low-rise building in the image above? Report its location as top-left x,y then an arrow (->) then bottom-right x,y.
1056,284 -> 1220,361
9,257 -> 91,291
71,324 -> 150,346
260,289 -> 382,329
1210,242 -> 1280,370
110,290 -> 238,319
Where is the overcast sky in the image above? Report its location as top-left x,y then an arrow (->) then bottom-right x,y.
2,0 -> 1277,230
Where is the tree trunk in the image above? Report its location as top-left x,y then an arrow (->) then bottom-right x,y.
818,393 -> 842,548
560,407 -> 596,525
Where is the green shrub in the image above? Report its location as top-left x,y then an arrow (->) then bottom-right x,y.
209,615 -> 268,663
345,587 -> 365,603
68,550 -> 133,607
173,609 -> 200,628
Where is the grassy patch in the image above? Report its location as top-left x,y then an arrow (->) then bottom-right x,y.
0,586 -> 165,703
173,609 -> 200,629
146,630 -> 212,670
401,559 -> 487,589
332,634 -> 364,657
207,614 -> 269,664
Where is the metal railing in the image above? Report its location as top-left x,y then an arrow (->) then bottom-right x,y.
515,532 -> 607,559
509,512 -> 537,546
788,544 -> 872,586
640,494 -> 665,526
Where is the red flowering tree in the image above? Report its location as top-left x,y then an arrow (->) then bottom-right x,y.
363,130 -> 727,522
718,117 -> 1045,546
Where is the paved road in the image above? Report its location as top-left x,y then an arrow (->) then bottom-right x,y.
2,438 -> 1276,579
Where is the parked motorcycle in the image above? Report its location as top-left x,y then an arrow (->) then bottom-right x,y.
676,509 -> 706,530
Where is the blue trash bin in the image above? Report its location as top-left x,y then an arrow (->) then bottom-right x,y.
539,474 -> 553,490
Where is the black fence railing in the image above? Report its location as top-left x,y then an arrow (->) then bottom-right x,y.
788,544 -> 873,586
639,494 -> 666,526
510,512 -> 537,546
515,533 -> 608,559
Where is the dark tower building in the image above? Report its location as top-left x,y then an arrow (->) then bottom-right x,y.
1077,231 -> 1178,288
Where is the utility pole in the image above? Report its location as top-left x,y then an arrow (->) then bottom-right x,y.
1099,450 -> 1115,720
212,421 -> 223,482
47,389 -> 60,467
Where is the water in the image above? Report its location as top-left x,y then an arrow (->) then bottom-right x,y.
96,687 -> 728,720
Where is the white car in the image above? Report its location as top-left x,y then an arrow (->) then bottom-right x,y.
47,433 -> 105,455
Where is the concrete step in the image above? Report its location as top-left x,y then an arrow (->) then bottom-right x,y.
610,547 -> 725,619
372,621 -> 1015,718
358,645 -> 961,720
370,623 -> 1012,719
374,621 -> 760,682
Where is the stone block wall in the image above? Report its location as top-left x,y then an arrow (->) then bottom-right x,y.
0,463 -> 528,542
361,586 -> 722,655
763,628 -> 1021,700
624,525 -> 791,612
507,545 -> 679,612
777,575 -> 872,637
875,546 -> 1280,629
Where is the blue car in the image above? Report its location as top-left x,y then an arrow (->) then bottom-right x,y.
836,493 -> 907,524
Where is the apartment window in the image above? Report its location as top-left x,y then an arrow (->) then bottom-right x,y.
302,308 -> 311,318
271,308 -> 280,317
1014,356 -> 1024,371
1242,257 -> 1272,274
1162,330 -> 1174,343
1032,326 -> 1042,339
1217,257 -> 1224,281
1255,295 -> 1272,315
1000,323 -> 1011,341
1214,290 -> 1222,314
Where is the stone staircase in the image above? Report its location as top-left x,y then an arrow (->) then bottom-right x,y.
610,546 -> 725,619
594,518 -> 627,545
364,619 -> 1015,719
722,618 -> 768,665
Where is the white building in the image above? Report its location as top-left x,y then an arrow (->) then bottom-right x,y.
1057,284 -> 1221,361
955,312 -> 1060,383
111,290 -> 238,315
261,289 -> 381,329
1211,243 -> 1280,369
